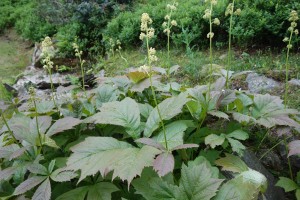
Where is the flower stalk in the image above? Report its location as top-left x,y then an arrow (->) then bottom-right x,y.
140,13 -> 168,150
283,10 -> 298,107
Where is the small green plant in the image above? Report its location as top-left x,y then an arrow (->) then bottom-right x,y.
203,0 -> 220,97
41,36 -> 57,108
162,1 -> 178,78
73,40 -> 87,97
283,10 -> 299,107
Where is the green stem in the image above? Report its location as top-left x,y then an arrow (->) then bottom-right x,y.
256,130 -> 268,151
32,98 -> 43,154
284,30 -> 294,108
284,137 -> 293,180
79,56 -> 87,98
146,32 -> 168,151
226,0 -> 235,89
48,68 -> 58,109
208,2 -> 213,100
2,114 -> 31,158
259,135 -> 293,160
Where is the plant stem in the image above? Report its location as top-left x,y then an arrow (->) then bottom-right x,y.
259,135 -> 293,160
208,2 -> 213,100
256,130 -> 268,151
32,97 -> 43,154
284,137 -> 293,180
146,33 -> 168,151
48,68 -> 58,109
1,113 -> 31,158
284,30 -> 293,107
79,56 -> 87,98
226,0 -> 235,89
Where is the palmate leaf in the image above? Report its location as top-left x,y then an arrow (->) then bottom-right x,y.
127,71 -> 148,83
214,176 -> 260,200
134,157 -> 223,200
13,176 -> 47,196
56,182 -> 118,200
46,117 -> 81,137
215,153 -> 249,173
252,94 -> 300,129
84,97 -> 141,138
32,178 -> 51,200
144,92 -> 189,137
153,120 -> 192,149
205,134 -> 226,149
93,84 -> 119,109
66,137 -> 161,185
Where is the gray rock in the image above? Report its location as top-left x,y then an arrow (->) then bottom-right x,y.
289,79 -> 300,87
242,150 -> 285,200
246,73 -> 281,93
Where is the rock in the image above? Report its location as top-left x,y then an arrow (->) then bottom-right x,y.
289,79 -> 300,87
242,150 -> 285,200
219,53 -> 227,60
256,149 -> 283,171
246,73 -> 281,93
3,83 -> 18,97
79,74 -> 97,89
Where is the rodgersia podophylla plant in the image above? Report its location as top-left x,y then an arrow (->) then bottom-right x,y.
72,41 -> 87,97
225,1 -> 241,89
283,10 -> 299,107
203,0 -> 220,98
162,1 -> 178,78
41,36 -> 57,108
139,13 -> 168,150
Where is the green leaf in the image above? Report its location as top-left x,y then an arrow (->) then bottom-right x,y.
296,189 -> 300,200
153,120 -> 192,149
46,117 -> 81,137
214,176 -> 259,200
134,158 -> 223,200
207,111 -> 229,120
252,94 -> 300,129
215,153 -> 248,173
14,176 -> 47,195
50,168 -> 77,182
226,130 -> 249,140
276,177 -> 299,192
56,182 -> 118,200
239,169 -> 267,193
144,93 -> 189,137
138,103 -> 153,119
28,164 -> 48,175
179,162 -> 223,200
227,138 -> 246,155
84,98 -> 141,138
127,71 -> 148,83
66,137 -> 161,185
231,112 -> 255,124
205,134 -> 226,148
36,101 -> 55,114
130,76 -> 162,93
32,178 -> 51,200
93,84 -> 119,109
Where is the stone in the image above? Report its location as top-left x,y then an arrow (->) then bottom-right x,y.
289,79 -> 300,87
242,150 -> 285,200
246,73 -> 281,93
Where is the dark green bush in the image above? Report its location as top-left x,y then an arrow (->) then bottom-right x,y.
105,0 -> 300,49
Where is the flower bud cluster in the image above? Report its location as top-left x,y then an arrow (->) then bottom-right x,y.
162,2 -> 178,35
205,0 -> 217,5
225,3 -> 242,17
140,13 -> 155,41
149,47 -> 158,62
72,42 -> 83,58
283,10 -> 299,49
41,37 -> 55,70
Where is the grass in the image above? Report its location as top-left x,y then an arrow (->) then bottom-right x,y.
96,47 -> 300,84
0,29 -> 33,84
